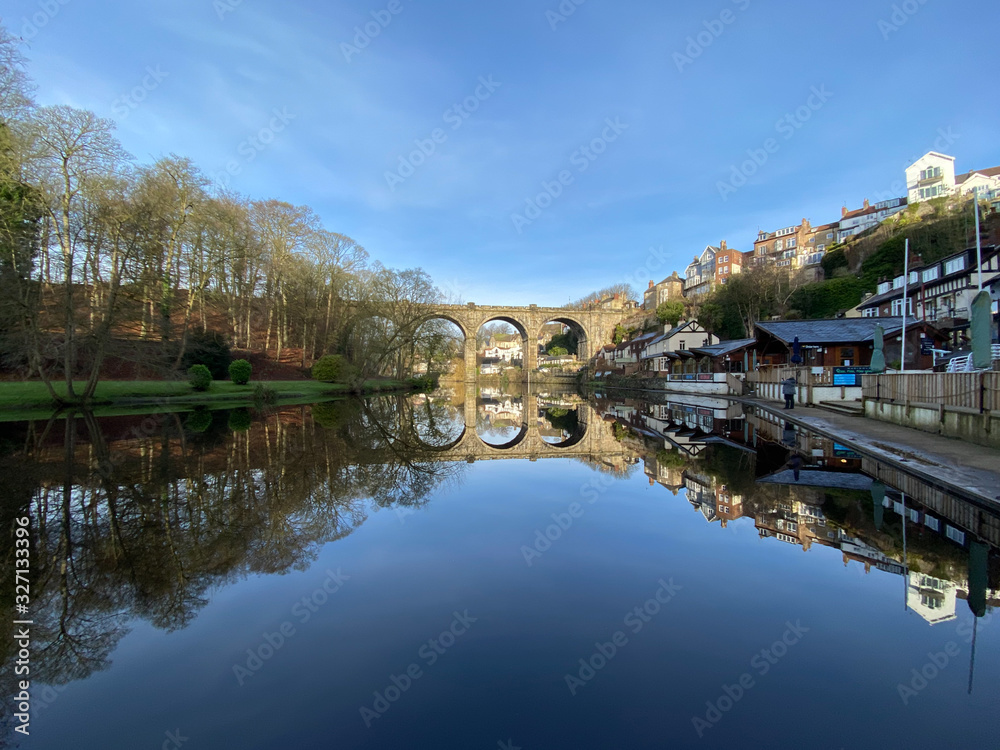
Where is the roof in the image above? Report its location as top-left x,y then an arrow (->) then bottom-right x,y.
664,321 -> 701,340
757,470 -> 873,491
689,338 -> 756,358
955,165 -> 1000,184
754,317 -> 922,344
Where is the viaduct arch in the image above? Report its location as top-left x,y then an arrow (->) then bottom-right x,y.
416,303 -> 624,380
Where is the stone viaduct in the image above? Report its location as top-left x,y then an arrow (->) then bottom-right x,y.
417,304 -> 625,379
414,397 -> 631,466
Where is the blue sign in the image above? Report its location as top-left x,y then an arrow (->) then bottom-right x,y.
832,366 -> 871,387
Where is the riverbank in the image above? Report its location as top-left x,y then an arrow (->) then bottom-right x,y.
584,375 -> 1000,508
0,379 -> 420,420
747,398 -> 1000,509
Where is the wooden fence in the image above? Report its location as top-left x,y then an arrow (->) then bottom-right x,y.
747,366 -> 836,387
862,371 -> 1000,413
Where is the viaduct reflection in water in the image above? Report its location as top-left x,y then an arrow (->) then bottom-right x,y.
0,385 -> 997,730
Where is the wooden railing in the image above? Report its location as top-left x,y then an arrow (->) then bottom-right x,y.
862,372 -> 1000,413
747,366 -> 836,386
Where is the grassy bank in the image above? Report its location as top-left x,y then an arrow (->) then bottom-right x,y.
0,379 -> 416,415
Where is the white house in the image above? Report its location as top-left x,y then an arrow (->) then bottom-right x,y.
837,198 -> 907,243
642,322 -> 718,373
906,152 -> 957,203
906,152 -> 1000,204
482,335 -> 523,363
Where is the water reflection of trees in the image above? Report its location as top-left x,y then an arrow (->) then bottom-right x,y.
0,398 -> 466,722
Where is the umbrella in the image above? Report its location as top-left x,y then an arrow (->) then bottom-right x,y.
870,324 -> 886,374
791,336 -> 803,364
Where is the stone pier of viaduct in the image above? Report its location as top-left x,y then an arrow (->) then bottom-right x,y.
418,303 -> 625,380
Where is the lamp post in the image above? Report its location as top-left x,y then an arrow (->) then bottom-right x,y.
900,239 -> 909,372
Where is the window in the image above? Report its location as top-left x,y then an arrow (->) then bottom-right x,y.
892,276 -> 905,289
787,238 -> 797,248
919,185 -> 945,199
720,255 -> 728,262
922,267 -> 939,282
920,166 -> 942,180
944,256 -> 966,275
775,239 -> 784,251
862,307 -> 879,317
891,298 -> 913,316
808,237 -> 815,243
826,232 -> 833,239
909,271 -> 918,283
877,281 -> 891,295
924,516 -> 940,531
817,244 -> 826,252
945,525 -> 966,545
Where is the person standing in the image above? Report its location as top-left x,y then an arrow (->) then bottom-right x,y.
782,376 -> 796,409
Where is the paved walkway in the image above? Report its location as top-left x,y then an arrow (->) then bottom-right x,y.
745,399 -> 1000,509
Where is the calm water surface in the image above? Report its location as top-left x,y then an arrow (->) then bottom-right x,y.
1,386 -> 997,749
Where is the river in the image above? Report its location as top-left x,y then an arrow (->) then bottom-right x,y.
0,386 -> 996,749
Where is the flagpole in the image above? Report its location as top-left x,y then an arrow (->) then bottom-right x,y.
900,239 -> 909,372
974,196 -> 983,291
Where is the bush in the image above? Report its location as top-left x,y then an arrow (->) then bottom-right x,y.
312,400 -> 360,430
407,374 -> 439,391
312,354 -> 355,383
182,330 -> 231,379
252,382 -> 277,406
188,364 -> 212,392
185,408 -> 213,433
229,358 -> 252,385
227,408 -> 252,432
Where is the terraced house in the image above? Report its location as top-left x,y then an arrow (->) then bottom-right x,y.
751,218 -> 838,276
856,244 -> 1000,347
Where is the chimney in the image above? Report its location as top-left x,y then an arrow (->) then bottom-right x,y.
842,206 -> 848,218
648,280 -> 654,289
720,240 -> 727,251
863,199 -> 870,209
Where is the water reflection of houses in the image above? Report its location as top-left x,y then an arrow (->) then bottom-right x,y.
595,393 -> 999,627
479,395 -> 524,425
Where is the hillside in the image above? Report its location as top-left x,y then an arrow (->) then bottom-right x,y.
788,195 -> 997,319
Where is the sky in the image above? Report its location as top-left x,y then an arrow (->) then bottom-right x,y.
6,0 -> 1000,306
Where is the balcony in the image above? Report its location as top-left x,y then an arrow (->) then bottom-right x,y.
917,171 -> 944,185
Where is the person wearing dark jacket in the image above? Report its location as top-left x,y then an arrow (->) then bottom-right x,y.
782,377 -> 796,409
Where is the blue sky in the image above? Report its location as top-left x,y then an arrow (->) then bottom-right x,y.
7,0 -> 999,306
